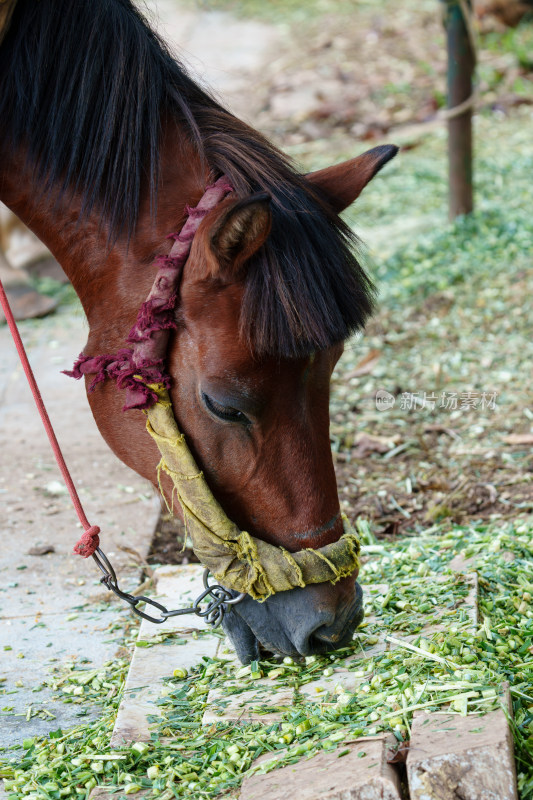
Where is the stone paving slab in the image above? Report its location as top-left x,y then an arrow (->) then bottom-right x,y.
110,565 -> 220,746
239,734 -> 402,800
407,693 -> 518,800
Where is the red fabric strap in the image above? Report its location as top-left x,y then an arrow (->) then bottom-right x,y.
65,175 -> 234,411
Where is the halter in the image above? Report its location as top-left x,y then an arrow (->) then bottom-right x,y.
67,175 -> 361,602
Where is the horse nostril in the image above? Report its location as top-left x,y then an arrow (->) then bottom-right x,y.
300,595 -> 365,656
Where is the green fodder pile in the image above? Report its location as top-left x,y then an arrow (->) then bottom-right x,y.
1,518 -> 532,799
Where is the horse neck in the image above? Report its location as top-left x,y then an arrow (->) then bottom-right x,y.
0,124 -> 206,338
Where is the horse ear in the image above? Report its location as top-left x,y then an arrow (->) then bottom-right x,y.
209,193 -> 272,274
306,145 -> 399,213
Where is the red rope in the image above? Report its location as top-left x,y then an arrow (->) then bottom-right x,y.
0,280 -> 100,557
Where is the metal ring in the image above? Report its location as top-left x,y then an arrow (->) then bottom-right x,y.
92,547 -> 118,584
202,568 -> 246,606
224,592 -> 246,606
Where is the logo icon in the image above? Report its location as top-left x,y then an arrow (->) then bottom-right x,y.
375,389 -> 395,411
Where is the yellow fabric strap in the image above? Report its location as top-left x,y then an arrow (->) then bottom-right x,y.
144,384 -> 360,601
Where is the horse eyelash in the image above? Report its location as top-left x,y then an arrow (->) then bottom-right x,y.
201,391 -> 249,425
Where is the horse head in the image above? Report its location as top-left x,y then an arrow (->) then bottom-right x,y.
158,148 -> 397,662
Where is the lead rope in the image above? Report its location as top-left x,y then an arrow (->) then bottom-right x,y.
0,278 -> 245,625
0,279 -> 101,556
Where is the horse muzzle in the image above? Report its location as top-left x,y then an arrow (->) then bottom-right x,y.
221,575 -> 364,664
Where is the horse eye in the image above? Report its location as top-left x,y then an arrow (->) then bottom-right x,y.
201,392 -> 249,425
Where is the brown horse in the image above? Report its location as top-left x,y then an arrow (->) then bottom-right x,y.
0,0 -> 397,662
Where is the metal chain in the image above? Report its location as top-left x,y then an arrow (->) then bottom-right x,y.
92,547 -> 245,627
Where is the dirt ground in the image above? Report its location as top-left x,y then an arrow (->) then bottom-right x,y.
180,0 -> 533,144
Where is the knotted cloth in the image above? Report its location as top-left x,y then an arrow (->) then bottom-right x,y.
144,383 -> 360,601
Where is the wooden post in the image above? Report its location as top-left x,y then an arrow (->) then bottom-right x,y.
445,0 -> 475,219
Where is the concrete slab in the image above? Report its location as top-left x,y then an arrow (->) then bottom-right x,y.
299,668 -> 367,704
199,636 -> 293,724
151,563 -> 211,627
407,701 -> 518,800
202,680 -> 294,725
110,565 -> 220,746
111,634 -> 219,747
239,734 -> 402,800
0,606 -> 132,748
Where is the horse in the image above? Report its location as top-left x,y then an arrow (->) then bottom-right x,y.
0,0 -> 397,664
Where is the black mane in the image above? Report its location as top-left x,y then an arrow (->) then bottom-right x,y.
0,0 -> 375,357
